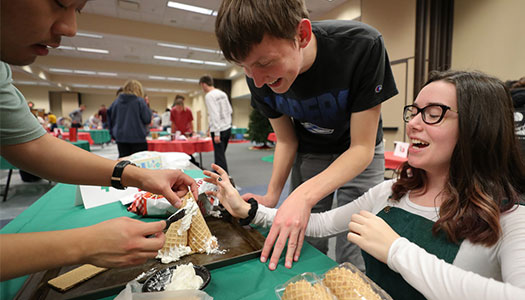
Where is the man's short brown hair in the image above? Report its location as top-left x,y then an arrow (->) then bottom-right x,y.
215,0 -> 309,63
199,75 -> 214,87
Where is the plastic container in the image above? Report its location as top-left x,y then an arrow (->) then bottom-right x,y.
320,262 -> 393,300
275,272 -> 335,300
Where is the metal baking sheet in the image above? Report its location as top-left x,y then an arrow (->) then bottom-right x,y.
14,216 -> 265,300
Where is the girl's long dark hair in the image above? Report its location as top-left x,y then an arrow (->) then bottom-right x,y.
392,70 -> 525,246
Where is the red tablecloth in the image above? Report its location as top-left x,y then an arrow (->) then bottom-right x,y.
384,151 -> 408,170
61,132 -> 94,145
267,132 -> 276,142
147,138 -> 213,155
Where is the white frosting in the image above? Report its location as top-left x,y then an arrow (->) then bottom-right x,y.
165,263 -> 203,291
156,245 -> 193,264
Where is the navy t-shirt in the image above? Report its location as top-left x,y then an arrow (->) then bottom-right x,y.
249,20 -> 398,154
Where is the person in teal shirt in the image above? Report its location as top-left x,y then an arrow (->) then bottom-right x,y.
0,0 -> 197,281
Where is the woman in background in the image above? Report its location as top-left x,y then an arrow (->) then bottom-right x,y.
204,70 -> 525,300
108,80 -> 151,157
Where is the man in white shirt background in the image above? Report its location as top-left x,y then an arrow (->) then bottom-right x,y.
199,75 -> 233,172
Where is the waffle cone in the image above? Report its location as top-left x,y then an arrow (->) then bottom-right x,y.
322,267 -> 380,300
188,207 -> 217,253
282,280 -> 317,300
160,218 -> 188,252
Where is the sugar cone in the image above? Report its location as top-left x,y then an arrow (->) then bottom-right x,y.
188,207 -> 217,253
322,267 -> 380,300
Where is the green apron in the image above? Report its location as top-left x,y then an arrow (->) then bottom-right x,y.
363,206 -> 461,300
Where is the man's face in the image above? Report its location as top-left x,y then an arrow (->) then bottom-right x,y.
0,0 -> 87,66
238,34 -> 306,94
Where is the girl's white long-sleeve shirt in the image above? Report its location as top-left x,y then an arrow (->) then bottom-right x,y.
253,180 -> 525,300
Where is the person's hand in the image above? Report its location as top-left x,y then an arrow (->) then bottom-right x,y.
241,193 -> 279,208
261,195 -> 312,270
213,135 -> 220,144
203,164 -> 250,218
347,210 -> 400,264
129,168 -> 198,208
83,217 -> 166,267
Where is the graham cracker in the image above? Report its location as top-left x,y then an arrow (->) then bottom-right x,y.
48,264 -> 107,292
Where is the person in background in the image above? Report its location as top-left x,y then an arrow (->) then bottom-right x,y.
88,113 -> 102,129
151,110 -> 161,129
69,104 -> 86,128
161,108 -> 171,132
170,95 -> 193,136
215,0 -> 397,270
0,0 -> 198,282
46,111 -> 57,131
98,104 -> 108,129
199,75 -> 233,172
204,70 -> 525,300
108,80 -> 152,158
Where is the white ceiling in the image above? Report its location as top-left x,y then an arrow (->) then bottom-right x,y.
12,0 -> 348,96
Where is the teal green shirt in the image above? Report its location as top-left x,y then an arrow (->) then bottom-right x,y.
0,62 -> 46,146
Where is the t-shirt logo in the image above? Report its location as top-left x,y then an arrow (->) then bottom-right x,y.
301,122 -> 334,135
375,85 -> 383,93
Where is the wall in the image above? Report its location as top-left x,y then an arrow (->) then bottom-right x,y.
231,97 -> 252,130
15,85 -> 51,112
452,0 -> 525,80
361,0 -> 416,151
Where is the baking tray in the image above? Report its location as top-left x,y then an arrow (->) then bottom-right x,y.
14,216 -> 265,300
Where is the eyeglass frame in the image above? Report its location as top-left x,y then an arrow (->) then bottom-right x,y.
403,104 -> 458,125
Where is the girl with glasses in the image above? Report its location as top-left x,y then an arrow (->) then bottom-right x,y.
204,70 -> 525,299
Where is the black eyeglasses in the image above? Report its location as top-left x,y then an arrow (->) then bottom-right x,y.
403,104 -> 458,125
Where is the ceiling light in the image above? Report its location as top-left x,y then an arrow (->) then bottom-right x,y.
204,61 -> 227,67
76,32 -> 103,39
57,45 -> 75,50
184,79 -> 199,83
180,58 -> 204,64
76,47 -> 109,54
38,72 -> 47,80
98,72 -> 118,76
49,68 -> 73,73
153,55 -> 180,62
71,84 -> 90,88
74,70 -> 97,75
22,66 -> 33,73
167,77 -> 184,81
167,1 -> 214,15
157,42 -> 187,50
148,75 -> 166,80
188,46 -> 221,54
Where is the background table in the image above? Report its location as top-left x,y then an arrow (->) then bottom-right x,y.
61,132 -> 94,145
79,129 -> 111,145
148,138 -> 214,167
68,140 -> 91,152
384,151 -> 408,170
0,169 -> 337,300
267,132 -> 276,142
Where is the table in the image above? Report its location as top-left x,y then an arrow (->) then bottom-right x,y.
69,140 -> 91,152
61,132 -> 94,145
0,156 -> 18,202
148,138 -> 214,167
0,170 -> 337,300
79,129 -> 111,145
149,131 -> 170,137
384,151 -> 408,170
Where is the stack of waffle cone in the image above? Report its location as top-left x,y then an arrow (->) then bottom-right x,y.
188,204 -> 217,253
322,267 -> 380,300
282,280 -> 333,300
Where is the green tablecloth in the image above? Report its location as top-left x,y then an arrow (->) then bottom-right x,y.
79,129 -> 111,144
0,169 -> 336,300
149,131 -> 170,137
68,140 -> 90,152
0,156 -> 17,170
231,128 -> 247,135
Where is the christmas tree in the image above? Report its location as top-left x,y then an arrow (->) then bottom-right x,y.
247,109 -> 273,148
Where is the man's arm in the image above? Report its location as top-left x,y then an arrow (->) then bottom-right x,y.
0,134 -> 198,206
0,217 -> 166,281
261,104 -> 382,270
241,115 -> 297,207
